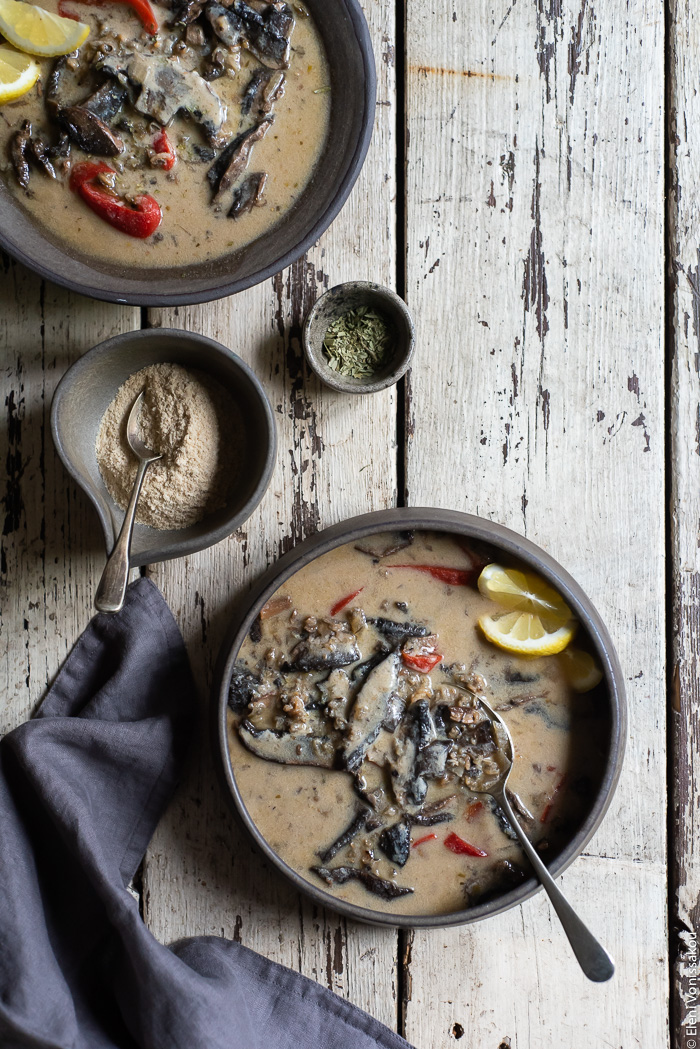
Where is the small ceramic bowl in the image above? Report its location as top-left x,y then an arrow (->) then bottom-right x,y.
51,329 -> 276,567
213,508 -> 626,929
303,281 -> 415,393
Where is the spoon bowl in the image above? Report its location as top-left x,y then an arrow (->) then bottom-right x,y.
124,392 -> 162,463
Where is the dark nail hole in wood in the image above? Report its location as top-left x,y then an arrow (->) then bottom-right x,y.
452,1022 -> 464,1039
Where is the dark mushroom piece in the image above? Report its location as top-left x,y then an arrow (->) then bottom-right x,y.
207,116 -> 273,198
311,865 -> 414,901
318,808 -> 381,864
227,662 -> 260,714
341,651 -> 400,772
82,79 -> 129,123
45,55 -> 124,155
378,819 -> 411,867
285,625 -> 359,673
208,0 -> 295,69
27,138 -> 56,179
228,172 -> 267,218
57,106 -> 124,156
387,702 -> 438,810
415,740 -> 452,779
45,54 -> 73,115
170,0 -> 204,25
203,44 -> 228,81
10,121 -> 32,189
100,52 -> 226,143
369,618 -> 429,643
261,70 -> 285,110
382,692 -> 406,732
408,810 -> 455,827
48,132 -> 71,176
242,68 -> 285,115
350,644 -> 392,686
238,720 -> 336,768
240,0 -> 295,69
205,2 -> 244,47
241,68 -> 272,114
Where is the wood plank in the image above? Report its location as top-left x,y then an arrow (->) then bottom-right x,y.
0,257 -> 138,736
668,2 -> 700,1045
403,0 -> 666,1045
142,0 -> 401,1029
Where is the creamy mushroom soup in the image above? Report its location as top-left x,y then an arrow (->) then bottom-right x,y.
0,0 -> 330,266
227,531 -> 608,917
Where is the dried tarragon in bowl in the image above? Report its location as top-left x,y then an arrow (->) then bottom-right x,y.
322,306 -> 395,379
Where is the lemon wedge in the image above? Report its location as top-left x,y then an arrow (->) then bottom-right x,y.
478,609 -> 577,656
0,0 -> 89,57
0,42 -> 39,103
478,563 -> 573,624
559,647 -> 603,692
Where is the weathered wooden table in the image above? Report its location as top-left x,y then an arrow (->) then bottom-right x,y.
3,0 -> 694,1044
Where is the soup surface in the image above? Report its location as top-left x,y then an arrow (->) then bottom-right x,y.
227,531 -> 608,917
0,0 -> 330,266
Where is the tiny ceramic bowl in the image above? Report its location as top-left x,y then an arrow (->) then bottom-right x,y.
50,328 -> 276,567
213,507 -> 626,930
302,281 -> 415,394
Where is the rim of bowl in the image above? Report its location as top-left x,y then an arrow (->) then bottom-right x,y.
302,281 -> 416,394
213,507 -> 627,929
0,0 -> 376,307
50,328 -> 277,565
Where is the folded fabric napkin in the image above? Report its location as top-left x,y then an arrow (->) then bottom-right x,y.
0,577 -> 413,1049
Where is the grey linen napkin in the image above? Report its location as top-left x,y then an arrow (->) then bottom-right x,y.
0,577 -> 414,1049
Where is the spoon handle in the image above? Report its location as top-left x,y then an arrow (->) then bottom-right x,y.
496,789 -> 615,982
94,458 -> 150,614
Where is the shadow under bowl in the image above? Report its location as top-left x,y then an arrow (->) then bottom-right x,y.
213,507 -> 626,929
303,281 -> 415,393
0,0 -> 375,306
50,328 -> 276,566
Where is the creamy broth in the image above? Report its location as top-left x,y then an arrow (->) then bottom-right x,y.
0,0 -> 330,266
227,532 -> 608,917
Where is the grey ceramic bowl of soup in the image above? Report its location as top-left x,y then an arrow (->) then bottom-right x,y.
0,0 -> 374,306
51,328 -> 276,566
214,508 -> 626,929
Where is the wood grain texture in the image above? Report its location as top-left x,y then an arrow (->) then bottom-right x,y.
141,0 -> 401,1030
0,255 -> 137,735
669,2 -> 700,1046
403,0 -> 666,1045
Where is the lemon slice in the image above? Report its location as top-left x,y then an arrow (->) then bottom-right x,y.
0,0 -> 89,57
478,563 -> 573,625
0,42 -> 39,102
559,647 -> 603,692
478,609 -> 576,656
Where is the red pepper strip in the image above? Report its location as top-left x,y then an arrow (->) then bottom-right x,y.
65,0 -> 158,34
388,564 -> 477,587
465,800 -> 484,821
70,162 -> 162,239
540,775 -> 567,824
330,588 -> 363,616
402,650 -> 442,674
152,130 -> 176,170
57,1 -> 81,19
412,833 -> 437,848
444,832 -> 488,858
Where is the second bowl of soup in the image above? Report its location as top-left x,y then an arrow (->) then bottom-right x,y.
215,508 -> 626,927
